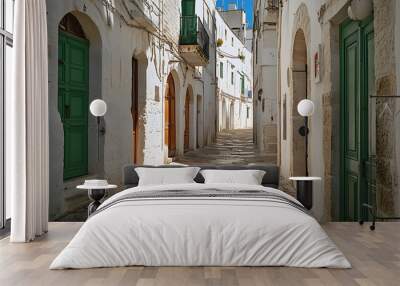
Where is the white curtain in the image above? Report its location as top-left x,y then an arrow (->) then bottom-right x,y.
8,0 -> 49,242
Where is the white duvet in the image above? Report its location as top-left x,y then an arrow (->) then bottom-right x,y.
50,183 -> 351,269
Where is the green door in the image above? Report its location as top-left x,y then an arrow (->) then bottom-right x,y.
58,31 -> 89,180
340,17 -> 374,221
182,0 -> 195,16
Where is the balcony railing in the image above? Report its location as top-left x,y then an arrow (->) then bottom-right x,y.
179,15 -> 209,60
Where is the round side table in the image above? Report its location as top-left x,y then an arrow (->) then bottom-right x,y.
289,177 -> 321,210
77,184 -> 117,217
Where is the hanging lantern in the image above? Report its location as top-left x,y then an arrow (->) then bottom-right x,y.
348,0 -> 373,21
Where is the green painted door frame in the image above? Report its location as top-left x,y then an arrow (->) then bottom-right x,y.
58,31 -> 89,180
340,16 -> 374,221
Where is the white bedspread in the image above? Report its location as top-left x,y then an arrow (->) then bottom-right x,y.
50,183 -> 351,269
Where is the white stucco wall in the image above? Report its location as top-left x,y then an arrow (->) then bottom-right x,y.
279,0 -> 325,221
47,0 -> 217,217
252,0 -> 278,160
215,9 -> 253,131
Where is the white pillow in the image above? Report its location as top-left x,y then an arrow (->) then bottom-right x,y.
135,167 -> 200,186
200,169 -> 266,185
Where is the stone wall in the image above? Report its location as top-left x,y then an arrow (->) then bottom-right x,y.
373,0 -> 398,215
320,0 -> 400,219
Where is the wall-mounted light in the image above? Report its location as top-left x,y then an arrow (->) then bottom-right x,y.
297,99 -> 315,176
348,0 -> 373,21
90,99 -> 107,160
297,99 -> 315,117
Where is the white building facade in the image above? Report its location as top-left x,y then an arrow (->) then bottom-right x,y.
46,0 -> 222,218
254,0 -> 400,222
215,6 -> 253,131
252,0 -> 278,162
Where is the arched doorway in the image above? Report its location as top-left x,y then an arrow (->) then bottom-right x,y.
291,29 -> 308,176
165,73 -> 176,157
58,13 -> 89,179
184,86 -> 192,151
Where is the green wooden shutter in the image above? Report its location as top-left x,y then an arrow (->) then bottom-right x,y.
182,0 -> 195,16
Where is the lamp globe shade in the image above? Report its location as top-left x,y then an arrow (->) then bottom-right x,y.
90,99 -> 107,117
297,99 -> 315,117
349,0 -> 373,20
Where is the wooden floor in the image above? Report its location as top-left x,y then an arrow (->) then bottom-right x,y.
0,222 -> 399,286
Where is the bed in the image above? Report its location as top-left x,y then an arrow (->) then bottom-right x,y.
50,165 -> 350,269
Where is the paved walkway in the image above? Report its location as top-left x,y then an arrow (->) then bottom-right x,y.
176,129 -> 276,165
58,129 -> 277,222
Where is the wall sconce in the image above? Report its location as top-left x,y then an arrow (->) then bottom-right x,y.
348,0 -> 373,21
90,99 -> 107,160
297,99 -> 315,176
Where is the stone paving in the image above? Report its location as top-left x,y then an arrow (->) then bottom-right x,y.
176,129 -> 276,165
57,129 -> 280,222
176,129 -> 295,197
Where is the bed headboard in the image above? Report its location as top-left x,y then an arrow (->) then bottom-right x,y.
122,164 -> 280,189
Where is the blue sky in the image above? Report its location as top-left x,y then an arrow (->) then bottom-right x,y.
216,0 -> 253,28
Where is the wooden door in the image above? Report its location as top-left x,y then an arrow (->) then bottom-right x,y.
291,65 -> 307,176
340,17 -> 374,221
131,57 -> 139,163
58,31 -> 89,180
184,91 -> 190,151
165,74 -> 176,157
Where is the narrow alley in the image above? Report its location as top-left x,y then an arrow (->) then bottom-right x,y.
176,129 -> 276,165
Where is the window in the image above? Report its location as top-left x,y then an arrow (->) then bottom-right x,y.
1,0 -> 15,229
246,107 -> 250,119
224,30 -> 227,40
240,75 -> 244,94
231,72 -> 234,85
220,62 -> 223,78
231,37 -> 234,46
